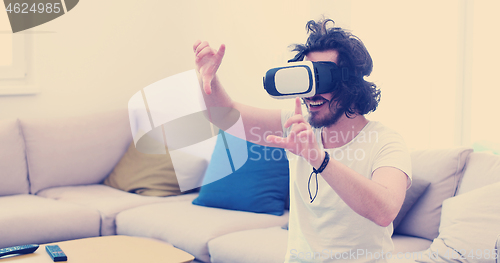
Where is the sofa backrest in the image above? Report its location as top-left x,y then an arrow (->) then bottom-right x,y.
20,109 -> 132,194
0,119 -> 29,196
456,151 -> 500,195
394,147 -> 473,240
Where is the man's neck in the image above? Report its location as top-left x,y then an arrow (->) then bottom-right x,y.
321,114 -> 369,149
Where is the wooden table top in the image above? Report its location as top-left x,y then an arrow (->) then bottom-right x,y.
0,235 -> 194,263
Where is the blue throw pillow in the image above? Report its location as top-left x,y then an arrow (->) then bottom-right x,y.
192,131 -> 289,216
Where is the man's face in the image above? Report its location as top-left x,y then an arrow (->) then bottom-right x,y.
303,50 -> 344,128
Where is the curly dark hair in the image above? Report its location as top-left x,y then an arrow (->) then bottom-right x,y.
290,18 -> 381,117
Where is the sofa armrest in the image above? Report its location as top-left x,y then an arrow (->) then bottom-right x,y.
496,234 -> 500,263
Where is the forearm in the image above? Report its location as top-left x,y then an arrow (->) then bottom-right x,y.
199,74 -> 235,110
318,159 -> 404,227
197,73 -> 282,146
197,73 -> 239,130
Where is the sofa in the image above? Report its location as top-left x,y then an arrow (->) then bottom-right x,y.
1,108 -> 500,263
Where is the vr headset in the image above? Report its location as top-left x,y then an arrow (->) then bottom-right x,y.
263,61 -> 358,99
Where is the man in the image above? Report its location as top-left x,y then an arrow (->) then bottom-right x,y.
193,18 -> 411,262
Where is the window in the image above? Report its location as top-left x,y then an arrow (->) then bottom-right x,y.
0,9 -> 37,95
469,1 -> 500,148
0,33 -> 26,79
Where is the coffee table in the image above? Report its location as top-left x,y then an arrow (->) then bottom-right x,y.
0,235 -> 194,263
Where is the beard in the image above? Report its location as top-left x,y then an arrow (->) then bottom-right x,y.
308,103 -> 345,128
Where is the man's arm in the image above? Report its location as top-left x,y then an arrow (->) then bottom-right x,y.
319,162 -> 408,227
267,98 -> 408,227
193,40 -> 282,146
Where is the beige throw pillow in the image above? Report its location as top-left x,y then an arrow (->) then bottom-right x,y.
419,182 -> 500,263
104,134 -> 181,197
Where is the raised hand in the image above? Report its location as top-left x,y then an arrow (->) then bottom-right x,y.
193,40 -> 226,95
266,97 -> 325,168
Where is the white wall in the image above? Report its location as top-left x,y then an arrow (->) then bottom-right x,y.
350,0 -> 463,150
470,1 -> 500,148
0,0 -> 351,120
1,0 -> 498,150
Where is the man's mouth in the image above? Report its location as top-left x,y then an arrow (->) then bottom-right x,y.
305,96 -> 329,111
309,100 -> 326,107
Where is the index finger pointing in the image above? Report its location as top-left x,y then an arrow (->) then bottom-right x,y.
295,97 -> 302,115
216,44 -> 226,59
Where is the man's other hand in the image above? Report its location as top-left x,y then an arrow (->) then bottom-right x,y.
193,40 -> 225,95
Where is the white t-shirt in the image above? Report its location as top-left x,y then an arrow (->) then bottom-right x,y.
281,111 -> 412,263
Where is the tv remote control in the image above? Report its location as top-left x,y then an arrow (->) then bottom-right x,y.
45,245 -> 67,262
0,244 -> 39,258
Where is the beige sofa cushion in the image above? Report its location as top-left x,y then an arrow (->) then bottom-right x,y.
208,227 -> 288,263
20,109 -> 131,194
395,147 -> 472,240
0,119 -> 29,196
37,184 -> 198,236
393,177 -> 431,229
116,201 -> 289,263
457,151 -> 500,195
420,182 -> 500,262
0,195 -> 100,248
103,133 -> 207,197
104,139 -> 181,197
